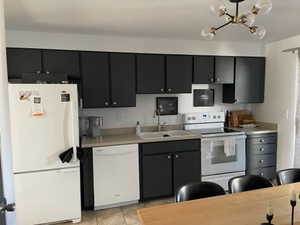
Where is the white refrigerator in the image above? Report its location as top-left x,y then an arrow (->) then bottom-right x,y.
8,84 -> 81,225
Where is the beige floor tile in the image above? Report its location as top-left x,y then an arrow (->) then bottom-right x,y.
96,207 -> 126,225
121,202 -> 144,214
123,210 -> 141,225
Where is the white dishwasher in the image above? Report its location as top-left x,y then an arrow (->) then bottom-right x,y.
93,144 -> 140,210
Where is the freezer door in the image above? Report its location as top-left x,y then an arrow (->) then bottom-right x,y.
8,84 -> 79,173
15,167 -> 81,225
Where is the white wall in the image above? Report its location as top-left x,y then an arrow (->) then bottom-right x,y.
5,30 -> 264,129
0,1 -> 15,225
6,30 -> 265,56
253,35 -> 300,170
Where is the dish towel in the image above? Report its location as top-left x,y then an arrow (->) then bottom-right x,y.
224,138 -> 236,157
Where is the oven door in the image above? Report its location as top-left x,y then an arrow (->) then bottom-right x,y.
201,135 -> 246,176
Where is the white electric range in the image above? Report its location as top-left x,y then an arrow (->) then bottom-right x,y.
184,111 -> 246,191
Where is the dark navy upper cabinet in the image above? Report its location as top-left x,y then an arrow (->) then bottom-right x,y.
43,50 -> 80,79
136,54 -> 165,94
215,56 -> 235,84
223,57 -> 265,104
193,56 -> 215,84
6,48 -> 42,79
166,55 -> 193,93
81,52 -> 136,108
81,52 -> 110,108
110,53 -> 136,107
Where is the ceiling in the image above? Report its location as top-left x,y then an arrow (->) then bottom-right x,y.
4,0 -> 300,42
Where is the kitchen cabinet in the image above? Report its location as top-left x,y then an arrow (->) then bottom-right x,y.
81,52 -> 136,108
110,53 -> 136,107
223,57 -> 265,103
173,151 -> 201,192
6,48 -> 42,80
246,133 -> 277,181
81,52 -> 110,108
136,54 -> 165,94
137,54 -> 193,94
193,56 -> 215,84
166,55 -> 193,93
215,56 -> 235,84
93,144 -> 140,209
142,154 -> 173,199
140,140 -> 201,200
42,50 -> 80,79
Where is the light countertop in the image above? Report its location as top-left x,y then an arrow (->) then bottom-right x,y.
80,122 -> 278,148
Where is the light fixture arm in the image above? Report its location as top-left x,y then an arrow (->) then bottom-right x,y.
214,21 -> 233,31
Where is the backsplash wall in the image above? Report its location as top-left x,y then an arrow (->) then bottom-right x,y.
80,84 -> 252,129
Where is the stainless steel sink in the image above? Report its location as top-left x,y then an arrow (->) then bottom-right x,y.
138,130 -> 193,139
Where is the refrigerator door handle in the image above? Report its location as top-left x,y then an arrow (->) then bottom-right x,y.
70,100 -> 78,162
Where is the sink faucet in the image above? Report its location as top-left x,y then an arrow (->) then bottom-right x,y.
154,109 -> 161,132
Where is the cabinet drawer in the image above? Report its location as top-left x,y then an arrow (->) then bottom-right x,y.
142,140 -> 200,155
247,167 -> 276,181
247,144 -> 276,155
247,135 -> 277,145
247,154 -> 276,169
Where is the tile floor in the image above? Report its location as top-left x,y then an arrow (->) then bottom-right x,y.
56,198 -> 174,225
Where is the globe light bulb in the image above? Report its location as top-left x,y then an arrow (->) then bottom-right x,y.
250,25 -> 266,39
239,11 -> 256,26
201,27 -> 216,41
210,0 -> 227,17
253,0 -> 272,15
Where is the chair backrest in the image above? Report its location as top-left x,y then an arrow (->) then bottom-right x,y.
175,181 -> 226,202
277,168 -> 300,185
228,175 -> 273,193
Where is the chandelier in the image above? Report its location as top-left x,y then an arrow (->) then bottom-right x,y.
201,0 -> 272,40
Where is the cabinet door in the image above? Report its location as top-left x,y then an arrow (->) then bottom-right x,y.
166,55 -> 193,93
142,154 -> 173,199
110,53 -> 136,107
43,50 -> 80,79
81,52 -> 110,108
6,48 -> 42,79
173,151 -> 201,192
235,57 -> 265,103
136,54 -> 165,94
193,56 -> 215,84
215,56 -> 234,84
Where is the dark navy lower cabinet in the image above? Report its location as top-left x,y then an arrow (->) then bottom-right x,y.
140,140 -> 201,201
246,133 -> 277,181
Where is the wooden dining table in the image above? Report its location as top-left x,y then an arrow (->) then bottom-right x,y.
137,183 -> 300,225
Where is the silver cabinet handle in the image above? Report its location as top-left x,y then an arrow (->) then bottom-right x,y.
167,155 -> 171,159
168,88 -> 172,92
46,71 -> 50,74
210,77 -> 214,82
260,172 -> 264,176
36,70 -> 41,74
113,101 -> 117,105
216,78 -> 220,82
104,102 -> 109,106
160,88 -> 164,92
175,154 -> 179,158
259,160 -> 264,163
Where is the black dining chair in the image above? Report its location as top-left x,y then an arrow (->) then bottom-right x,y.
228,175 -> 273,193
175,181 -> 226,202
277,168 -> 300,185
